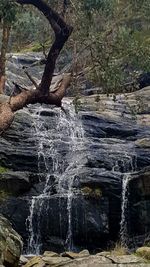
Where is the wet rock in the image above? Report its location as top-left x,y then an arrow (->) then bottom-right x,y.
0,215 -> 22,267
0,198 -> 29,243
0,54 -> 150,253
0,172 -> 31,196
0,110 -> 38,172
127,167 -> 150,245
138,72 -> 150,89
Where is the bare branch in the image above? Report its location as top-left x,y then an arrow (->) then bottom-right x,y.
17,0 -> 73,95
24,70 -> 38,88
0,1 -> 73,133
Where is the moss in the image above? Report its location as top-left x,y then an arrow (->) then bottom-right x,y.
31,43 -> 44,52
81,186 -> 102,199
94,188 -> 102,198
81,186 -> 93,196
0,166 -> 8,174
19,40 -> 51,53
136,247 -> 150,260
0,190 -> 9,204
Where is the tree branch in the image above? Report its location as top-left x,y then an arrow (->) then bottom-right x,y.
24,70 -> 38,88
0,0 -> 73,132
17,0 -> 73,95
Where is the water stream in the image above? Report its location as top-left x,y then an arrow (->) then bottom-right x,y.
119,154 -> 137,248
25,99 -> 85,254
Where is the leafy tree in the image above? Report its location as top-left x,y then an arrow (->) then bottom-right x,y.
0,0 -> 18,93
12,7 -> 51,51
66,0 -> 150,93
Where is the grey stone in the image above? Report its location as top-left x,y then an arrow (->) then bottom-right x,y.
43,251 -> 59,257
42,256 -> 72,265
19,255 -> 29,264
0,215 -> 22,267
107,255 -> 143,264
118,265 -> 150,267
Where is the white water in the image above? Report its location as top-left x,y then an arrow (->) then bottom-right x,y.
111,150 -> 137,248
119,153 -> 137,248
26,99 -> 85,254
120,173 -> 131,247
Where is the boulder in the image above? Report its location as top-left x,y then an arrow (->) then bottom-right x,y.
43,251 -> 59,258
0,215 -> 22,267
19,255 -> 29,265
61,250 -> 90,259
136,247 -> 150,260
106,255 -> 143,264
23,256 -> 45,267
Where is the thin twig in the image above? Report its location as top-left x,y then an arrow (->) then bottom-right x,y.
24,70 -> 38,88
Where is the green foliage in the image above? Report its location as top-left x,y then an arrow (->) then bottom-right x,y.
0,0 -> 18,24
82,0 -> 116,16
0,166 -> 8,173
12,7 -> 51,50
67,0 -> 150,93
0,0 -> 149,95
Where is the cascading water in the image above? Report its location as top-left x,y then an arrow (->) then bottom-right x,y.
111,149 -> 137,248
119,153 -> 137,247
25,99 -> 85,255
120,173 -> 131,247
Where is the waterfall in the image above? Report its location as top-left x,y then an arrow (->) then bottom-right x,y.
25,99 -> 85,255
119,153 -> 137,248
120,173 -> 131,248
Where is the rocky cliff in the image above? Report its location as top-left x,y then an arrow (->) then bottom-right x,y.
0,53 -> 150,254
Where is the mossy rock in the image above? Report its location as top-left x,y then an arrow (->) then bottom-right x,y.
135,138 -> 150,148
0,215 -> 22,267
0,167 -> 8,174
81,186 -> 102,199
0,191 -> 10,204
136,247 -> 150,260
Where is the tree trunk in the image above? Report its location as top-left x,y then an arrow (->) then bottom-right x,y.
0,22 -> 11,94
0,0 -> 73,133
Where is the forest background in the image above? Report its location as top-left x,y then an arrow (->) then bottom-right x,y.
0,0 -> 150,94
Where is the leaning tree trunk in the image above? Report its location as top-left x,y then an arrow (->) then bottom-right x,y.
0,0 -> 73,133
0,22 -> 11,94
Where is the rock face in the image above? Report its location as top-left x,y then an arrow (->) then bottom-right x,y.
0,215 -> 22,267
0,53 -> 150,254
